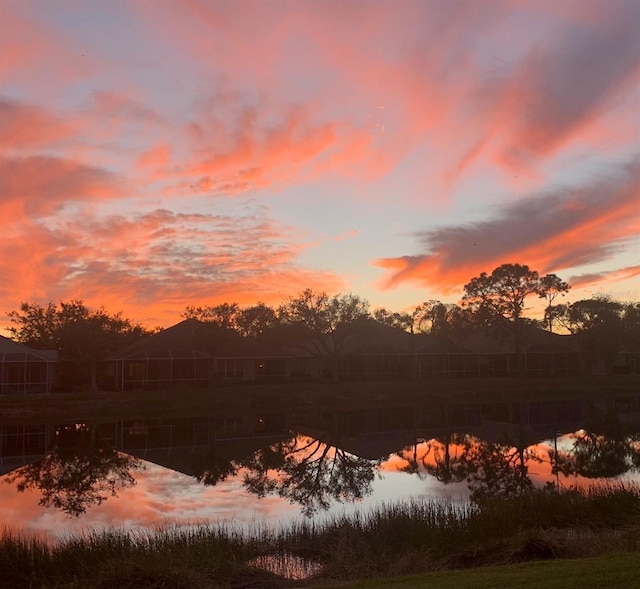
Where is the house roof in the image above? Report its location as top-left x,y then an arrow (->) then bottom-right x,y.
340,320 -> 415,355
109,318 -> 297,360
451,327 -> 580,355
0,335 -> 58,363
108,318 -> 212,360
126,434 -> 290,478
415,334 -> 470,354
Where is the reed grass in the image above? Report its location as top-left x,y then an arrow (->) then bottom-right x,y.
3,484 -> 640,588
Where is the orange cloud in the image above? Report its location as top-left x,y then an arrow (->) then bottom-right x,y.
136,143 -> 172,171
124,0 -> 640,200
0,98 -> 76,150
0,0 -> 637,327
568,265 -> 640,291
0,155 -> 125,219
0,208 -> 344,329
376,159 -> 640,293
0,458 -> 300,542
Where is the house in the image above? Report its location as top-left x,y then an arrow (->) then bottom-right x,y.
0,335 -> 57,394
440,327 -> 584,378
337,320 -> 415,380
415,336 -> 479,378
212,334 -> 322,383
613,346 -> 640,375
108,318 -> 323,390
108,319 -> 213,391
107,317 -> 598,389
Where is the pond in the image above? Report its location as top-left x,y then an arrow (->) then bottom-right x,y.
2,394 -> 640,542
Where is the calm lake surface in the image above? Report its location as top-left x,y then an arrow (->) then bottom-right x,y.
2,394 -> 640,541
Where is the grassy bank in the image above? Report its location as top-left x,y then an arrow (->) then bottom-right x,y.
311,554 -> 640,589
1,374 -> 638,425
3,485 -> 640,588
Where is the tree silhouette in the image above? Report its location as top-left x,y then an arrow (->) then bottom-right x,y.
462,264 -> 564,374
550,412 -> 640,479
192,451 -> 239,486
278,289 -> 371,379
236,302 -> 280,338
550,297 -> 626,374
373,308 -> 414,332
412,300 -> 460,337
398,434 -> 470,484
8,300 -> 149,391
538,274 -> 570,333
5,425 -> 143,516
183,302 -> 241,329
423,434 -> 471,484
240,435 -> 379,516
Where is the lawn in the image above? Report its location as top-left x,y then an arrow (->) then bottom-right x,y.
314,553 -> 640,589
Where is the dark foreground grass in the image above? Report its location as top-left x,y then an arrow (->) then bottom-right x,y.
3,485 -> 640,589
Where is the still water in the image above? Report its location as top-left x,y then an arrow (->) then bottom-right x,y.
2,395 -> 640,541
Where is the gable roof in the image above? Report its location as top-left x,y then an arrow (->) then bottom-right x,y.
340,320 -> 415,355
109,318 -> 211,360
415,334 -> 470,354
109,318 -> 296,360
0,335 -> 58,362
452,326 -> 580,354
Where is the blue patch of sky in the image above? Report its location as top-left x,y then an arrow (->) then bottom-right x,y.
35,1 -> 202,116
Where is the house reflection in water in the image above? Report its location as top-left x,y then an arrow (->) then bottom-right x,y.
2,394 -> 640,520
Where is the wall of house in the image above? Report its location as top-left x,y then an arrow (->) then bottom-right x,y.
0,360 -> 54,394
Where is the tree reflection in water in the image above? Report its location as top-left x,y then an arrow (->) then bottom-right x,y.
462,438 -> 539,503
6,409 -> 640,520
5,424 -> 143,517
400,434 -> 470,484
239,435 -> 380,516
192,451 -> 239,486
397,433 -> 539,503
550,413 -> 640,479
424,434 -> 471,484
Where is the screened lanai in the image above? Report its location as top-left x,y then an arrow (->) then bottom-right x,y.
108,319 -> 214,391
0,336 -> 57,394
112,348 -> 211,391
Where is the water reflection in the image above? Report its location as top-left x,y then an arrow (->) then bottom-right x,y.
2,394 -> 640,528
551,412 -> 640,479
403,434 -> 469,484
241,435 -> 380,516
4,424 -> 142,516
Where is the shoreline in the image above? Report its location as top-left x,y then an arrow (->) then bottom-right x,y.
1,374 -> 638,425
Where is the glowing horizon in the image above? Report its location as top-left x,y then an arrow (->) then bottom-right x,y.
1,0 -> 638,331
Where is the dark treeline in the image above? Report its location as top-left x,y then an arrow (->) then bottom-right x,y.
5,263 -> 640,391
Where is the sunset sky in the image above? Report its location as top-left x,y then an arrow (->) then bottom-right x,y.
1,0 -> 639,329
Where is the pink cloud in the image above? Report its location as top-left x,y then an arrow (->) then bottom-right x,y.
376,159 -> 640,293
0,5 -> 102,90
0,155 -> 125,218
0,208 -> 344,328
0,98 -> 76,150
0,0 -> 637,326
568,265 -> 640,291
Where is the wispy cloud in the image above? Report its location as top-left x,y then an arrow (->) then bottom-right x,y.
568,265 -> 640,290
0,0 -> 638,325
0,155 -> 125,218
0,207 -> 343,326
377,159 -> 640,292
0,98 -> 76,150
